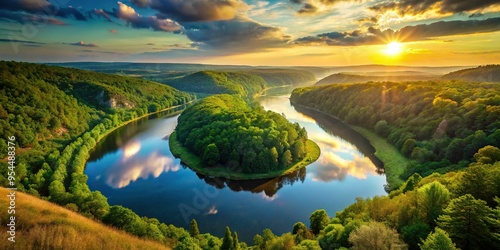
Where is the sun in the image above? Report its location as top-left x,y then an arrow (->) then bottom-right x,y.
384,42 -> 403,56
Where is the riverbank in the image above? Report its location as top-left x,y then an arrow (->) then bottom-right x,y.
352,127 -> 407,189
169,131 -> 320,180
289,102 -> 407,190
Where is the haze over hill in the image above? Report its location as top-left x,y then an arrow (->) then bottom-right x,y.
442,65 -> 500,82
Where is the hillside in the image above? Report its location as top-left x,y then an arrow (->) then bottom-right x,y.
166,70 -> 267,96
442,65 -> 500,82
291,80 -> 500,183
0,61 -> 194,202
242,69 -> 316,86
0,187 -> 170,250
315,73 -> 438,85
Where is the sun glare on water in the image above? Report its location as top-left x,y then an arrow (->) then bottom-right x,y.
384,42 -> 403,56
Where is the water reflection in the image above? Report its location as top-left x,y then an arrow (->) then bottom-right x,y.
105,150 -> 180,188
197,167 -> 306,198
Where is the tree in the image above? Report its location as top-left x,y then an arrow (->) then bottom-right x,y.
349,221 -> 407,250
474,145 -> 500,164
291,239 -> 321,250
419,228 -> 459,250
309,209 -> 329,234
221,226 -> 233,250
281,149 -> 293,167
318,224 -> 345,250
293,222 -> 313,243
190,219 -> 200,238
438,194 -> 500,250
203,143 -> 220,166
418,181 -> 450,227
233,232 -> 241,250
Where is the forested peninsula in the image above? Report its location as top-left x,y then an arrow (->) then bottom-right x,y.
170,94 -> 320,179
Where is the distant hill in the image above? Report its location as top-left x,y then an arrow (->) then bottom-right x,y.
0,187 -> 170,250
442,65 -> 500,82
240,69 -> 316,86
315,73 -> 438,85
166,70 -> 268,96
0,61 -> 193,148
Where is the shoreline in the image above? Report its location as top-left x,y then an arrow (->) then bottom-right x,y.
169,131 -> 320,180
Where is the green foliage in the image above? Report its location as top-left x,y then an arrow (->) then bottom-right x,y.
221,227 -> 234,250
309,209 -> 330,234
438,194 -> 500,250
317,223 -> 345,249
190,219 -> 200,238
418,181 -> 450,227
168,71 -> 268,96
202,143 -> 220,166
291,239 -> 321,250
474,145 -> 500,164
291,80 -> 500,177
348,221 -> 407,250
176,94 -> 309,174
419,228 -> 459,250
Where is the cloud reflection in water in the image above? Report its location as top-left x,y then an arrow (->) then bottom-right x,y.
106,147 -> 179,188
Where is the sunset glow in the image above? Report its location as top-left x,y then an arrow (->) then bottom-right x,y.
0,1 -> 498,66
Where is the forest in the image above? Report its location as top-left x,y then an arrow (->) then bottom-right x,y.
314,73 -> 437,86
173,94 -> 311,174
166,71 -> 268,96
291,80 -> 500,184
1,61 -> 499,250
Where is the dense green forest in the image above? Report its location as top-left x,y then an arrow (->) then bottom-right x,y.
442,65 -> 500,82
167,71 -> 268,96
315,73 -> 437,86
243,69 -> 316,87
174,94 -> 311,174
2,61 -> 499,250
291,80 -> 500,184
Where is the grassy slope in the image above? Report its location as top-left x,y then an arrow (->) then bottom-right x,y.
352,127 -> 407,188
169,131 -> 320,180
0,188 -> 170,250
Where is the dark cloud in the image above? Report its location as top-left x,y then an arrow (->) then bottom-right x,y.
182,17 -> 290,52
145,0 -> 244,22
0,0 -> 89,21
93,9 -> 112,22
116,2 -> 181,32
290,0 -> 351,15
370,0 -> 500,16
469,13 -> 485,18
0,9 -> 66,25
131,0 -> 151,8
298,3 -> 318,14
295,17 -> 500,46
65,41 -> 98,47
0,38 -> 44,45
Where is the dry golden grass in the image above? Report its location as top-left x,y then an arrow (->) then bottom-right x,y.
0,187 -> 171,250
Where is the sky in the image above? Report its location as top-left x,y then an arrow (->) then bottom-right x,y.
0,0 -> 499,66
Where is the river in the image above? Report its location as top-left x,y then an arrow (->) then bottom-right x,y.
84,93 -> 387,243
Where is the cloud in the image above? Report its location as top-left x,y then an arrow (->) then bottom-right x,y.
131,0 -> 151,8
295,17 -> 500,46
0,0 -> 89,21
290,0 -> 354,15
370,0 -> 500,16
145,0 -> 246,22
116,2 -> 181,32
65,41 -> 98,47
0,9 -> 66,25
183,17 -> 290,52
0,38 -> 44,45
